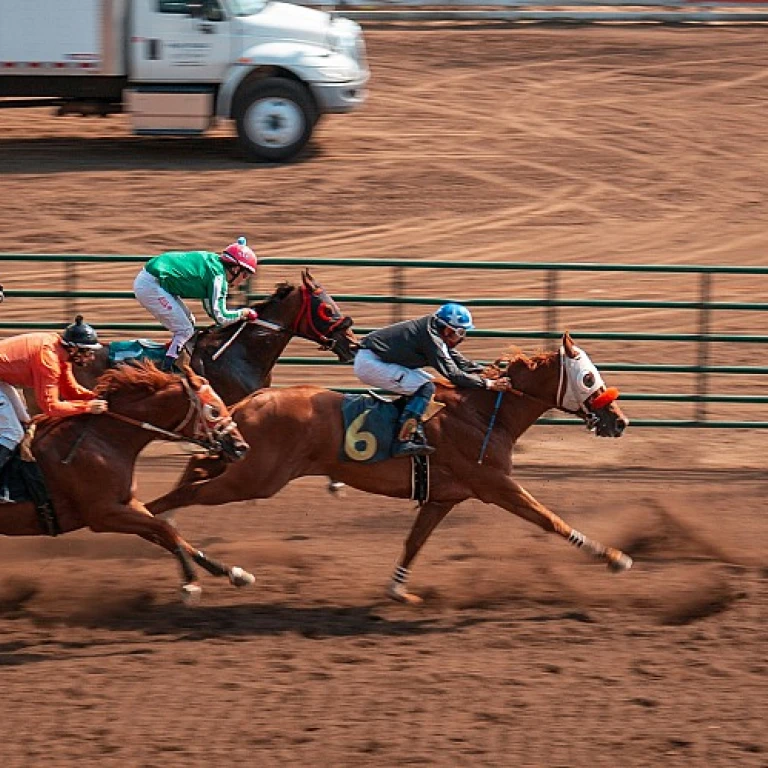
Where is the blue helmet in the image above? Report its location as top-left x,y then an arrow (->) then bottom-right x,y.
434,303 -> 474,332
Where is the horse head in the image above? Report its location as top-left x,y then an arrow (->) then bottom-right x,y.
95,362 -> 249,461
292,269 -> 358,363
556,332 -> 628,437
493,332 -> 628,438
181,368 -> 250,461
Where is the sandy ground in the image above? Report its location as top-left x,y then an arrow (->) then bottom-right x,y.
0,24 -> 767,767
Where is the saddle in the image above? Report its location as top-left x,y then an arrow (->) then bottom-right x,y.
339,392 -> 443,504
0,442 -> 59,536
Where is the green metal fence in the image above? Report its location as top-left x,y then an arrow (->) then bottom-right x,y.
1,253 -> 767,428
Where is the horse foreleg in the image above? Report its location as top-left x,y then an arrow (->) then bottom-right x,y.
387,501 -> 455,605
472,470 -> 632,572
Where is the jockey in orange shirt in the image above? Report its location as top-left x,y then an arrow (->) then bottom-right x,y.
0,316 -> 108,496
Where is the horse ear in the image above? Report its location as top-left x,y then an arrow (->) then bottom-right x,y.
562,331 -> 578,359
182,365 -> 203,390
301,269 -> 314,288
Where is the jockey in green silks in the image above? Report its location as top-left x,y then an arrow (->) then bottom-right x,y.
133,237 -> 259,371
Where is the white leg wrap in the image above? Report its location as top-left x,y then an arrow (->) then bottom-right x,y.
392,565 -> 409,585
568,530 -> 604,558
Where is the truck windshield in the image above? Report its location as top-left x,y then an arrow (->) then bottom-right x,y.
227,0 -> 268,15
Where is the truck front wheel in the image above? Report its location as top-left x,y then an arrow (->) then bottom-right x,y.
234,78 -> 317,163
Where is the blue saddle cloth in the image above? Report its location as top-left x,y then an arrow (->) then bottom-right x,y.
340,393 -> 404,463
108,339 -> 168,367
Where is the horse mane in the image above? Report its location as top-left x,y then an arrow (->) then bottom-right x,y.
251,281 -> 295,313
432,346 -> 556,414
94,361 -> 176,397
484,346 -> 556,379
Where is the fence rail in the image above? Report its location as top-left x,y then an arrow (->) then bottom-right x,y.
1,253 -> 766,428
309,0 -> 768,22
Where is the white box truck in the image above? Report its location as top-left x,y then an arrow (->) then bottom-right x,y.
0,0 -> 369,161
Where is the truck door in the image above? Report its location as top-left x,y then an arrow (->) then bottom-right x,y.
130,0 -> 232,82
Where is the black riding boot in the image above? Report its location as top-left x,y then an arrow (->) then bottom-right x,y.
392,382 -> 437,458
0,444 -> 15,503
161,355 -> 178,373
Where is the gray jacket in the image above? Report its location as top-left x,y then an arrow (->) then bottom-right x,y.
359,315 -> 486,389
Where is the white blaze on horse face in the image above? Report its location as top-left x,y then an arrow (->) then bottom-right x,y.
559,346 -> 606,412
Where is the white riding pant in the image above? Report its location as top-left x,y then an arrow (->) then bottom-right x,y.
354,348 -> 433,395
0,382 -> 31,451
134,268 -> 196,359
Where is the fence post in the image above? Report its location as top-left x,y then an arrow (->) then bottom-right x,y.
696,272 -> 712,423
545,269 -> 559,349
392,264 -> 405,323
65,261 -> 78,322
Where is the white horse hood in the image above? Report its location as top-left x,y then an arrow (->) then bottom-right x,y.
557,345 -> 606,412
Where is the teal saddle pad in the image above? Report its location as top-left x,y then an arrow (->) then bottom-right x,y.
108,339 -> 168,367
340,393 -> 404,464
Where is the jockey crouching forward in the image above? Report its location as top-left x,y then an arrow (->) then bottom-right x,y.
133,237 -> 260,372
0,316 -> 108,501
354,303 -> 511,458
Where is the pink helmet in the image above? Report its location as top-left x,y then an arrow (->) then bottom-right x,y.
221,237 -> 257,274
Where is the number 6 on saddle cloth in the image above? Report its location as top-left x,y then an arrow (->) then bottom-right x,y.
340,391 -> 442,504
341,391 -> 444,463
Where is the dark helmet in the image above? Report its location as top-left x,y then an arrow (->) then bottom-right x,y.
61,315 -> 102,349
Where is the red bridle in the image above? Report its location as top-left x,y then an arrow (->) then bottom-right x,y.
292,284 -> 350,346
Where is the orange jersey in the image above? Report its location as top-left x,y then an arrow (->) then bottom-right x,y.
0,332 -> 95,417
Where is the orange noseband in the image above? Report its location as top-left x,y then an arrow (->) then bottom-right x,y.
590,387 -> 620,410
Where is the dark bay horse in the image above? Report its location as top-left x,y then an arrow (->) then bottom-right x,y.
147,333 -> 633,604
74,269 -> 357,406
1,363 -> 253,604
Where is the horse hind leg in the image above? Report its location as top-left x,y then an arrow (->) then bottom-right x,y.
327,478 -> 346,495
191,550 -> 255,588
89,499 -> 255,603
387,501 -> 455,605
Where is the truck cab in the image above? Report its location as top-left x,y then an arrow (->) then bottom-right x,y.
128,0 -> 368,160
0,0 -> 369,162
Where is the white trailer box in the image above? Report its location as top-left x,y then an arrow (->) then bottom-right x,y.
0,0 -> 106,72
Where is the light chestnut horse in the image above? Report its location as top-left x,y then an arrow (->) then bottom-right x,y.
148,333 -> 633,604
0,363 -> 252,603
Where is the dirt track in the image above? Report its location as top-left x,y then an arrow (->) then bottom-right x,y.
1,25 -> 768,767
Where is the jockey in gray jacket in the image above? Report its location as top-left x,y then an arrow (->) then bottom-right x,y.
354,303 -> 510,457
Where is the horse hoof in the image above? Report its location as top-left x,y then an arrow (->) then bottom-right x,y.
328,481 -> 346,495
608,553 -> 633,573
229,566 -> 256,588
386,583 -> 423,606
181,583 -> 203,605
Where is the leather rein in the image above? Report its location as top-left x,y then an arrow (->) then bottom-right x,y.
104,378 -> 227,451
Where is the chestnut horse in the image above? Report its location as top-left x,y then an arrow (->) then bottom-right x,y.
1,363 -> 253,603
74,269 -> 357,406
147,333 -> 632,604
